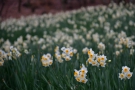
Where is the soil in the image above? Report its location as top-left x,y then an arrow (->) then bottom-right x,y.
0,0 -> 130,21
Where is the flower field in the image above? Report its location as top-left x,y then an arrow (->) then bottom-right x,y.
0,2 -> 135,90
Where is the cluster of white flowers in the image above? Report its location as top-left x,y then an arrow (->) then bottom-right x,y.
8,46 -> 21,60
87,48 -> 107,67
74,64 -> 88,83
0,50 -> 7,66
55,46 -> 77,63
1,40 -> 11,52
114,31 -> 135,56
54,46 -> 63,63
98,42 -> 105,51
41,53 -> 53,67
119,66 -> 133,80
119,37 -> 134,48
61,47 -> 77,61
82,47 -> 89,54
0,46 -> 21,66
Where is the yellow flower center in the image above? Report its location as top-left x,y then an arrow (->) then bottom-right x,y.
66,58 -> 69,61
74,72 -> 78,76
100,62 -> 104,66
81,74 -> 84,78
88,58 -> 92,63
101,57 -> 104,61
88,50 -> 91,55
49,61 -> 52,65
120,74 -> 124,78
127,74 -> 131,77
81,70 -> 85,73
82,80 -> 85,83
89,54 -> 93,58
76,78 -> 80,82
124,68 -> 128,72
65,49 -> 69,53
92,61 -> 96,65
70,52 -> 73,56
97,58 -> 101,62
43,57 -> 47,60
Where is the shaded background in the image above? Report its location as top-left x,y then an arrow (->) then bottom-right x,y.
0,0 -> 133,20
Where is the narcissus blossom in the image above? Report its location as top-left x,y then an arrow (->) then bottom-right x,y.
87,48 -> 108,67
41,53 -> 53,67
119,66 -> 133,80
74,64 -> 88,83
